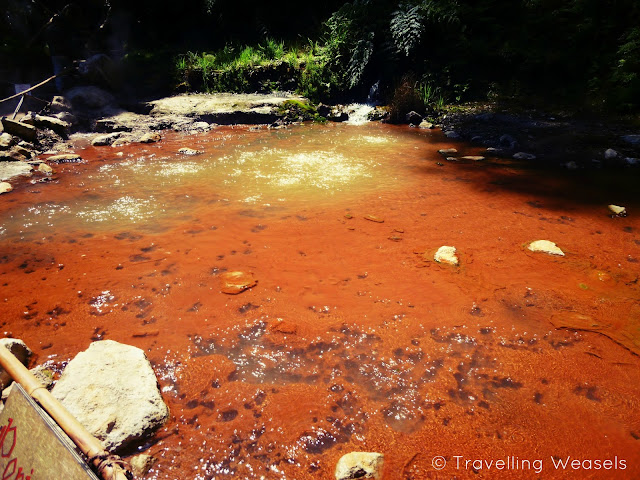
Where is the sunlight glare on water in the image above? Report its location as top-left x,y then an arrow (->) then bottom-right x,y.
0,123 -> 423,239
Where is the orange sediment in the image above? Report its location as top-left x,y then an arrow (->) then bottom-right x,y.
1,123 -> 639,479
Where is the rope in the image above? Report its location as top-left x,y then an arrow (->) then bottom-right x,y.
87,452 -> 133,480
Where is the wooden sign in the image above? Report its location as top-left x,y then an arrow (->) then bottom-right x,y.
0,383 -> 99,480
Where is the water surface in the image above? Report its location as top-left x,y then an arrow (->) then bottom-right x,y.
1,123 -> 639,479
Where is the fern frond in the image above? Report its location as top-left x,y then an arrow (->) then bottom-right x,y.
391,4 -> 425,56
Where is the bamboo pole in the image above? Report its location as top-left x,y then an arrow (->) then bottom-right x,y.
0,75 -> 58,105
0,344 -> 133,480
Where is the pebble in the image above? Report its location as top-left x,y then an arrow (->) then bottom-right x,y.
434,245 -> 459,265
438,148 -> 457,155
604,148 -> 618,160
528,240 -> 565,256
335,452 -> 384,480
38,163 -> 53,174
138,132 -> 161,143
220,271 -> 257,294
608,204 -> 626,216
178,148 -> 203,155
364,215 -> 384,223
47,153 -> 83,164
513,152 -> 536,160
460,155 -> 485,161
0,182 -> 12,194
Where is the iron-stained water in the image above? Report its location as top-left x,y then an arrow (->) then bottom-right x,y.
1,122 -> 639,479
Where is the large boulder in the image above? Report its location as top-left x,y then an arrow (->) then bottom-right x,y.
65,86 -> 116,110
21,113 -> 70,136
51,340 -> 169,452
0,118 -> 37,142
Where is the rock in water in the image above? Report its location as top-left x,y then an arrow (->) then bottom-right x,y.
178,147 -> 203,155
608,204 -> 626,216
513,152 -> 536,160
438,148 -> 457,155
460,155 -> 485,161
364,214 -> 384,223
0,339 -> 32,390
46,153 -> 83,164
335,452 -> 384,480
51,340 -> 169,452
434,245 -> 459,265
138,132 -> 161,144
0,182 -> 12,194
528,240 -> 565,256
220,271 -> 257,294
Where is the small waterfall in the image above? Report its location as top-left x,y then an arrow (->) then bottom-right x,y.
345,81 -> 380,125
345,103 -> 376,125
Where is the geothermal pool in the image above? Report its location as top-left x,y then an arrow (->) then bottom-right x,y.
1,122 -> 639,479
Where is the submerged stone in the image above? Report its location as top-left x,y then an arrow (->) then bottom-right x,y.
528,240 -> 564,256
220,271 -> 257,294
335,452 -> 384,480
460,155 -> 485,161
364,215 -> 384,223
434,245 -> 459,265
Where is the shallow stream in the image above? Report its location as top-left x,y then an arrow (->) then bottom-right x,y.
1,122 -> 639,479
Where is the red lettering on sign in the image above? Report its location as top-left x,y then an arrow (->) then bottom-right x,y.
0,419 -> 16,459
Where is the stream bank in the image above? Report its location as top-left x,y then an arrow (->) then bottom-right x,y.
2,89 -> 640,190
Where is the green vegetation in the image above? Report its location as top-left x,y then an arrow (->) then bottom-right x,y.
2,0 -> 638,114
175,40 -> 333,100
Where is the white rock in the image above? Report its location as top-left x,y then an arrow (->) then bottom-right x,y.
178,147 -> 203,155
604,148 -> 618,160
434,245 -> 459,265
130,454 -> 155,476
608,204 -> 626,216
92,133 -> 122,146
52,340 -> 169,452
47,153 -> 83,164
138,132 -> 161,144
513,152 -> 536,160
0,182 -> 12,194
38,163 -> 53,175
0,162 -> 33,181
0,133 -> 14,149
418,120 -> 434,129
335,452 -> 384,480
438,148 -> 457,155
528,240 -> 564,256
0,339 -> 32,389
